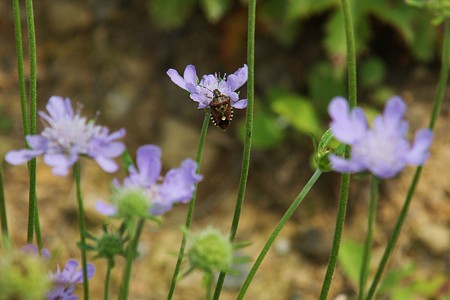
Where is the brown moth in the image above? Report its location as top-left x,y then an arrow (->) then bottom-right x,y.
209,89 -> 233,130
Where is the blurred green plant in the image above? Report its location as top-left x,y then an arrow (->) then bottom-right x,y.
338,239 -> 448,299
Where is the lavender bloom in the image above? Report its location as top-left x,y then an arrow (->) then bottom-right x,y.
328,96 -> 433,178
47,259 -> 95,300
96,144 -> 203,217
167,64 -> 248,109
5,96 -> 126,176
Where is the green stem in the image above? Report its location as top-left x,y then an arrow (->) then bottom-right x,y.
0,161 -> 8,239
167,112 -> 209,299
74,163 -> 90,300
213,0 -> 256,298
104,261 -> 113,300
25,0 -> 41,247
366,18 -> 450,300
236,169 -> 323,299
11,0 -> 29,136
319,0 -> 357,298
358,176 -> 378,300
120,218 -> 145,300
206,273 -> 214,300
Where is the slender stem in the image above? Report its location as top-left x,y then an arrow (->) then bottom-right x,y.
366,18 -> 450,300
25,0 -> 41,247
213,0 -> 256,298
237,169 -> 323,299
120,218 -> 145,300
319,0 -> 357,298
104,261 -> 113,300
167,112 -> 210,299
358,176 -> 378,300
0,161 -> 8,239
11,0 -> 29,136
74,163 -> 89,300
205,273 -> 214,300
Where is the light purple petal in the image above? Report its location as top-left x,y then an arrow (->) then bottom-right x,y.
373,96 -> 408,136
231,99 -> 248,109
226,64 -> 248,91
5,149 -> 42,165
107,128 -> 126,141
160,158 -> 202,204
405,129 -> 433,165
95,156 -> 119,173
329,97 -> 368,144
167,65 -> 198,93
190,93 -> 210,108
167,69 -> 188,91
43,153 -> 77,176
47,285 -> 76,300
329,154 -> 365,174
95,201 -> 117,216
26,135 -> 48,151
46,96 -> 73,120
86,263 -> 95,280
135,145 -> 162,184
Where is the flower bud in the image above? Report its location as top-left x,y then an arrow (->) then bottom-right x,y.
96,232 -> 125,261
0,249 -> 50,300
188,228 -> 233,273
314,129 -> 345,172
113,187 -> 150,219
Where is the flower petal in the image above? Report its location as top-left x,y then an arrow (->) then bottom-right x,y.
160,158 -> 202,204
135,145 -> 162,184
226,64 -> 248,91
231,98 -> 248,109
167,69 -> 188,91
329,97 -> 368,144
95,201 -> 117,216
405,128 -> 433,165
329,154 -> 365,174
5,149 -> 42,165
43,153 -> 77,176
95,156 -> 119,173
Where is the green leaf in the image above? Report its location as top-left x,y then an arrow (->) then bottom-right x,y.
338,239 -> 363,286
270,91 -> 323,136
286,0 -> 337,20
148,0 -> 197,29
238,108 -> 285,149
360,57 -> 386,88
307,62 -> 346,114
378,262 -> 416,293
200,0 -> 231,23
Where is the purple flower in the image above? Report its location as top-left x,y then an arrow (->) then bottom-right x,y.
5,96 -> 126,176
167,64 -> 248,109
47,259 -> 95,300
328,96 -> 433,178
96,144 -> 203,217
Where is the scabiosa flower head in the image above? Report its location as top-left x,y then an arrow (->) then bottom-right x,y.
5,96 -> 126,176
0,245 -> 51,300
96,144 -> 203,218
47,259 -> 95,300
167,64 -> 248,109
187,227 -> 233,274
328,96 -> 433,178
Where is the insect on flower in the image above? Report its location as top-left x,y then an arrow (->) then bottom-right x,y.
208,89 -> 233,130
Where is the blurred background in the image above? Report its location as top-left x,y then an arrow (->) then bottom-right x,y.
0,0 -> 449,299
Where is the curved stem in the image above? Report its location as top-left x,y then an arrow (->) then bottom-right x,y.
319,0 -> 357,298
167,112 -> 210,299
236,169 -> 323,299
366,18 -> 450,300
358,176 -> 378,300
74,163 -> 89,300
120,218 -> 145,300
213,0 -> 256,298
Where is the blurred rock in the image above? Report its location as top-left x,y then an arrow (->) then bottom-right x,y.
47,1 -> 93,34
412,216 -> 450,255
291,227 -> 332,265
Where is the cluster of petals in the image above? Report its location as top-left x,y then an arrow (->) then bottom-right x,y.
167,64 -> 248,109
47,259 -> 95,300
328,96 -> 433,179
96,144 -> 203,217
20,244 -> 94,300
5,96 -> 126,176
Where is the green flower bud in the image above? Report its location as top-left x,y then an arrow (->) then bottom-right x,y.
314,129 -> 345,172
113,187 -> 150,219
0,250 -> 50,300
96,232 -> 125,261
188,228 -> 233,273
